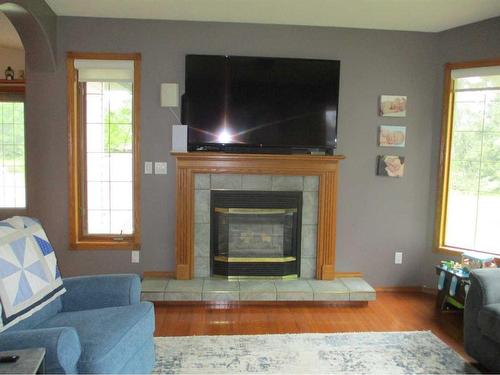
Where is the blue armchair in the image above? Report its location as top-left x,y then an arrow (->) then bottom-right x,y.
0,274 -> 155,374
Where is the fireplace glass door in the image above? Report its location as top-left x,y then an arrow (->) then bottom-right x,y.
211,191 -> 302,279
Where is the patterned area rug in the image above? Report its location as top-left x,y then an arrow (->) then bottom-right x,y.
154,331 -> 477,374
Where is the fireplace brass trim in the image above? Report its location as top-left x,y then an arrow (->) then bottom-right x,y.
214,274 -> 298,281
214,208 -> 297,215
214,255 -> 296,263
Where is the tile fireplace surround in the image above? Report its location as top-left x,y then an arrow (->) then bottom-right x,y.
194,174 -> 316,278
172,153 -> 344,280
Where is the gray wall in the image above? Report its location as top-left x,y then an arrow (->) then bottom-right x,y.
12,15 -> 500,287
0,46 -> 24,71
422,17 -> 500,289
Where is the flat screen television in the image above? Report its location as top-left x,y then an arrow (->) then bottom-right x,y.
182,54 -> 340,154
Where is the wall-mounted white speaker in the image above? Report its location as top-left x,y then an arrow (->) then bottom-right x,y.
161,83 -> 179,107
172,125 -> 188,152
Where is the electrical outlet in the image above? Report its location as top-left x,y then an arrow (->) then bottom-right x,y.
144,161 -> 153,174
395,252 -> 403,264
155,162 -> 167,175
131,251 -> 140,263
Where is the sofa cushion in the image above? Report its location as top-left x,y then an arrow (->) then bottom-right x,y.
36,301 -> 154,373
0,216 -> 65,332
478,303 -> 500,343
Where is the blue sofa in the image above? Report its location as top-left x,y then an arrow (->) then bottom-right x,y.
0,274 -> 155,374
464,268 -> 500,372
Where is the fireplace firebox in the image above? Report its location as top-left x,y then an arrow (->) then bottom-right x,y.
211,191 -> 302,279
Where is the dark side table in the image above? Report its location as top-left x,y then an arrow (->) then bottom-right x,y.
435,265 -> 470,312
0,348 -> 45,374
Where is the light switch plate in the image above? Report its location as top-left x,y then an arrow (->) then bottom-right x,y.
131,251 -> 140,263
155,162 -> 167,175
395,252 -> 403,264
144,161 -> 153,174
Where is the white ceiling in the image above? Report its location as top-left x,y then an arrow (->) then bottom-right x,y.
45,0 -> 500,32
0,12 -> 23,49
1,0 -> 500,49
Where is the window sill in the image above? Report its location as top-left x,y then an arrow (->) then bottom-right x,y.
434,245 -> 500,263
70,238 -> 140,251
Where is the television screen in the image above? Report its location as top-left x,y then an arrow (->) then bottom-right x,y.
183,55 -> 340,153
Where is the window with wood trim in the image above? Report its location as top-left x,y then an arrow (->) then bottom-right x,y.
67,53 -> 141,250
435,60 -> 500,257
0,90 -> 25,209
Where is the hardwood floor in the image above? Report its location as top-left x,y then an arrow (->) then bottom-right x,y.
154,291 -> 469,360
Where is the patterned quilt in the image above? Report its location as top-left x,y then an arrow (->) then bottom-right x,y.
0,216 -> 65,331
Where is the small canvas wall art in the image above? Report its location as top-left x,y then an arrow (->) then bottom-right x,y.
379,125 -> 406,147
380,95 -> 407,117
377,155 -> 405,177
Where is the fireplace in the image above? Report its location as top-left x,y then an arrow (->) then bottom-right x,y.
211,191 -> 302,279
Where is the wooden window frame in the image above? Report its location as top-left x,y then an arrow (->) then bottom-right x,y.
434,58 -> 500,259
67,52 -> 141,250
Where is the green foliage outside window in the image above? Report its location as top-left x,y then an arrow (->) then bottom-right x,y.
0,102 -> 25,170
100,82 -> 133,153
449,90 -> 500,195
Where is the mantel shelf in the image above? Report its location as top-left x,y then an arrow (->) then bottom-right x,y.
171,151 -> 345,161
0,79 -> 25,84
172,151 -> 345,280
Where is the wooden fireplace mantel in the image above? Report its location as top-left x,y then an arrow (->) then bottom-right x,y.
171,152 -> 345,280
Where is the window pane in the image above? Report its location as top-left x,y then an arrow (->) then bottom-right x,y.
484,90 -> 500,131
481,133 -> 500,161
454,91 -> 484,131
480,162 -> 500,194
444,83 -> 500,255
107,124 -> 132,152
85,81 -> 134,235
14,122 -> 24,144
475,194 -> 500,253
87,181 -> 110,210
2,104 -> 13,123
448,161 -> 480,192
86,94 -> 103,124
445,191 -> 477,249
451,131 -> 482,162
86,82 -> 103,95
87,210 -> 110,234
110,182 -> 132,210
0,101 -> 26,208
86,153 -> 110,181
455,75 -> 500,90
109,153 -> 132,181
110,210 -> 133,234
86,123 -> 104,153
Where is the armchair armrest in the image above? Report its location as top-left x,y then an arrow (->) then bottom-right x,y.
61,274 -> 141,312
0,327 -> 81,374
469,268 -> 500,306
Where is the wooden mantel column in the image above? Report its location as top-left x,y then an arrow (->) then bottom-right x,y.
171,152 -> 345,280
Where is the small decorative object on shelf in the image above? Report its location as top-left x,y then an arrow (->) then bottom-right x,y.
17,70 -> 25,80
461,251 -> 497,272
4,66 -> 15,80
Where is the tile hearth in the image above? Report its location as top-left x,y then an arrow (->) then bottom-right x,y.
141,277 -> 376,302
